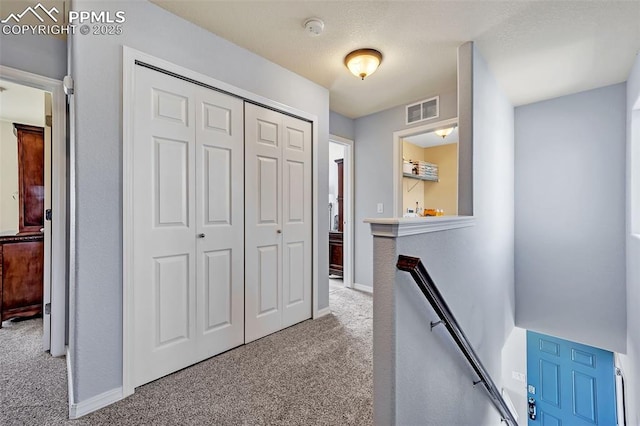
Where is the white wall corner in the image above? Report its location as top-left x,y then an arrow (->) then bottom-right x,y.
353,283 -> 373,293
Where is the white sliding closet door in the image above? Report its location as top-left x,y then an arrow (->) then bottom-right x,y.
194,86 -> 245,360
132,66 -> 244,387
281,115 -> 312,328
244,103 -> 312,343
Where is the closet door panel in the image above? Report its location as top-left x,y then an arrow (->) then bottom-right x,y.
132,66 -> 198,387
195,89 -> 244,358
281,116 -> 312,328
245,104 -> 283,343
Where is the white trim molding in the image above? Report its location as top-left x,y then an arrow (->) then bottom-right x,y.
69,389 -> 123,419
329,134 -> 355,289
353,283 -> 373,294
67,348 -> 124,419
316,306 -> 332,318
0,66 -> 68,358
364,216 -> 476,238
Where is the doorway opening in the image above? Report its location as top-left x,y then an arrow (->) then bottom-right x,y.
328,135 -> 354,291
0,67 -> 67,358
391,118 -> 460,218
402,125 -> 458,218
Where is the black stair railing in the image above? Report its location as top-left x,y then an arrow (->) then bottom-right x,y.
397,255 -> 519,426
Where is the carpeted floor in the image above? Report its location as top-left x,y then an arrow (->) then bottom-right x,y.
0,286 -> 372,425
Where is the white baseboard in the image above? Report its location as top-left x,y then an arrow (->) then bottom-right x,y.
353,283 -> 373,293
66,347 -> 74,415
67,348 -> 123,419
69,387 -> 123,419
316,306 -> 331,318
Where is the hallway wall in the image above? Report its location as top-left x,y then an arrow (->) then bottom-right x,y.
329,110 -> 355,141
0,33 -> 67,81
353,89 -> 457,288
514,83 -> 627,353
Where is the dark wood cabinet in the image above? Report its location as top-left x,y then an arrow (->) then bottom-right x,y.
0,234 -> 44,326
329,231 -> 343,276
15,123 -> 45,234
329,158 -> 344,277
0,123 -> 46,326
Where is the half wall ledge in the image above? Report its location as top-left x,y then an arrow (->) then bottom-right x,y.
364,216 -> 476,237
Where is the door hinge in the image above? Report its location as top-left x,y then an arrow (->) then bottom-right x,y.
45,209 -> 52,221
44,303 -> 51,315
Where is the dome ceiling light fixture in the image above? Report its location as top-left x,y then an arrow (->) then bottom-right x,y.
434,127 -> 455,139
344,48 -> 383,80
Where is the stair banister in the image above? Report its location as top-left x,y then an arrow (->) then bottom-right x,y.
396,255 -> 518,426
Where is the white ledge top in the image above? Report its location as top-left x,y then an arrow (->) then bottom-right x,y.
364,216 -> 476,237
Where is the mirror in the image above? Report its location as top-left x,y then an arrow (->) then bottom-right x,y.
401,123 -> 458,217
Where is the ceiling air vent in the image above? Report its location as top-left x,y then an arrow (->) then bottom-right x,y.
406,96 -> 439,125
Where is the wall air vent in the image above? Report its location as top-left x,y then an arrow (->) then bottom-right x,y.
406,96 -> 439,125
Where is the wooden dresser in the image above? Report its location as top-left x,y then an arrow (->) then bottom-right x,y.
329,231 -> 343,276
0,233 -> 44,326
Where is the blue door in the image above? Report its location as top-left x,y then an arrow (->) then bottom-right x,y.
527,331 -> 617,426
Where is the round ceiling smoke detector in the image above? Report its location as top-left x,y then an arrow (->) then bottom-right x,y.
303,18 -> 324,36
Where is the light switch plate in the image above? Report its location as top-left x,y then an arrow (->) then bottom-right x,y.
377,203 -> 383,213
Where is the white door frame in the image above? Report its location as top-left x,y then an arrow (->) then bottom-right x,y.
328,135 -> 354,288
0,65 -> 67,357
122,46 -> 319,397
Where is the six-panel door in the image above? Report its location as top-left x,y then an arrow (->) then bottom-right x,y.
244,103 -> 312,343
527,331 -> 617,426
132,66 -> 313,387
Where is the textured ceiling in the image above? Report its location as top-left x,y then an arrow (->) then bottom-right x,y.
151,0 -> 640,119
405,127 -> 459,149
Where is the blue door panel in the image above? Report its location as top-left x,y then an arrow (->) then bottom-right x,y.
540,411 -> 562,426
527,331 -> 616,426
572,349 -> 596,367
540,359 -> 561,406
540,338 -> 561,356
573,371 -> 596,423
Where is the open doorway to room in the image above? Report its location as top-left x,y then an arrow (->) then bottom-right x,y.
328,135 -> 354,292
392,117 -> 459,218
0,79 -> 50,337
0,68 -> 67,358
401,123 -> 458,217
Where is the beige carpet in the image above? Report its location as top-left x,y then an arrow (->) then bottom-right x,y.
0,286 -> 372,425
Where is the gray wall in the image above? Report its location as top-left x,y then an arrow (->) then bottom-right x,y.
70,0 -> 329,403
0,33 -> 67,80
329,110 -> 355,141
354,90 -> 458,288
381,42 -> 515,424
620,52 -> 640,426
514,84 -> 627,353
